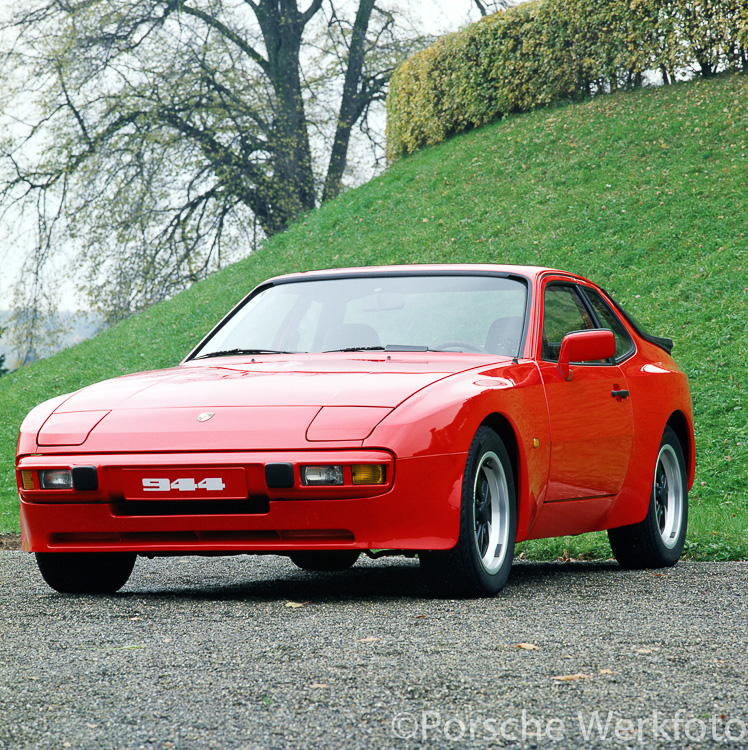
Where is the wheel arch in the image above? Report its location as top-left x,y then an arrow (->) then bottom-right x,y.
480,413 -> 523,527
666,410 -> 694,487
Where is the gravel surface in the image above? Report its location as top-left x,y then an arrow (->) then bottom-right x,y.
1,553 -> 746,749
0,534 -> 21,551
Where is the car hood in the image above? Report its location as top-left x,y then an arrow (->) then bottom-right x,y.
37,354 -> 507,451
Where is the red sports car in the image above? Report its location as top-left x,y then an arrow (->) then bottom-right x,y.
16,265 -> 694,596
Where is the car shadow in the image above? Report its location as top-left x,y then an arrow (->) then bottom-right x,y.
124,558 -> 430,602
117,557 -> 624,603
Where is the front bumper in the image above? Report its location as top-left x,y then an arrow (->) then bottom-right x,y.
18,450 -> 466,554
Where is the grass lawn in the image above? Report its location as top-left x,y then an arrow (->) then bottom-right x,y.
1,73 -> 745,559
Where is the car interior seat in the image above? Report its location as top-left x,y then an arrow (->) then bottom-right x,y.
485,316 -> 523,356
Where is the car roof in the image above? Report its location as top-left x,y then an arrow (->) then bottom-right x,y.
264,264 -> 588,285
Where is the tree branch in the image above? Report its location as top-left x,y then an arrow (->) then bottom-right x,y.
178,2 -> 270,73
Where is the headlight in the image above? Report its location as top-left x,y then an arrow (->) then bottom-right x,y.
39,469 -> 73,490
300,465 -> 344,486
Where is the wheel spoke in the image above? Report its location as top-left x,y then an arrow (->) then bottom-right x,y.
476,475 -> 492,525
656,500 -> 666,531
476,523 -> 488,557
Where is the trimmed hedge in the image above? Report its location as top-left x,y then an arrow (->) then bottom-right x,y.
387,0 -> 748,160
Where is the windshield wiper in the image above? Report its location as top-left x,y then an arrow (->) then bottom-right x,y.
323,346 -> 386,353
323,344 -> 432,353
194,348 -> 296,360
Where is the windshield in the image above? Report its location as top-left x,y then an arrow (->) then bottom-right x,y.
192,274 -> 528,358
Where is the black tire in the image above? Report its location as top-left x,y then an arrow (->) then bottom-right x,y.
608,426 -> 688,569
288,550 -> 361,572
35,552 -> 136,594
420,426 -> 516,598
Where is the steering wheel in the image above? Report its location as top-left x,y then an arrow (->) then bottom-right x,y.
433,340 -> 485,353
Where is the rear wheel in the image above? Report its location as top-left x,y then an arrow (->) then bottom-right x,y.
420,426 -> 516,597
35,552 -> 136,594
289,550 -> 361,572
608,426 -> 688,569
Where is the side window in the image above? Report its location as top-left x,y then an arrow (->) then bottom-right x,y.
541,284 -> 594,361
581,288 -> 635,361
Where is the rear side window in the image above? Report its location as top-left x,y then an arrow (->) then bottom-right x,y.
580,287 -> 635,362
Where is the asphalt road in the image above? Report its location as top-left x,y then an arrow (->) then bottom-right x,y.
1,553 -> 746,750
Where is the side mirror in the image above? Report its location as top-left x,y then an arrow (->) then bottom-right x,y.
557,329 -> 615,380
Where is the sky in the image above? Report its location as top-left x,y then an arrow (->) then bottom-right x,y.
0,1 -> 513,314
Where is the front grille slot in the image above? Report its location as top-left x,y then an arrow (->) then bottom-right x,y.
111,499 -> 270,516
49,530 -> 282,546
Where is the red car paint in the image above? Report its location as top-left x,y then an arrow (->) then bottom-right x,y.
16,265 -> 695,558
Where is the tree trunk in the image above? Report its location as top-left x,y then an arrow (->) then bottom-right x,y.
253,0 -> 322,234
322,0 -> 376,202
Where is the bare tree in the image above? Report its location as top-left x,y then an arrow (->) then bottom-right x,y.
472,0 -> 511,17
0,0 -> 426,332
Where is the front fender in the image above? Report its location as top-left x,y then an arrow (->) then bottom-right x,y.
365,361 -> 550,541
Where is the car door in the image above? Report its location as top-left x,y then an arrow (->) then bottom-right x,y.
537,280 -> 634,503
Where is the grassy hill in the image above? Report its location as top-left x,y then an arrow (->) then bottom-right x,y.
1,73 -> 745,560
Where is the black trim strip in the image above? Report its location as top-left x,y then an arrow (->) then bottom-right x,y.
543,494 -> 615,504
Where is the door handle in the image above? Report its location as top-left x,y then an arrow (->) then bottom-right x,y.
611,389 -> 630,399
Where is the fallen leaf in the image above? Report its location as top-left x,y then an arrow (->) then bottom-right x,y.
357,636 -> 379,643
634,648 -> 653,654
285,601 -> 307,609
599,668 -> 614,675
310,683 -> 329,688
516,643 -> 540,650
552,673 -> 593,682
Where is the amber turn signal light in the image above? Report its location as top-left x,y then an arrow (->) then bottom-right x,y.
351,464 -> 386,485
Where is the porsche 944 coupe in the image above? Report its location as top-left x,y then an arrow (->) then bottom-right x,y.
16,265 -> 694,596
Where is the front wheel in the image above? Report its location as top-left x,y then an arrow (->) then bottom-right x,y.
420,426 -> 516,597
35,552 -> 136,593
608,426 -> 688,569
